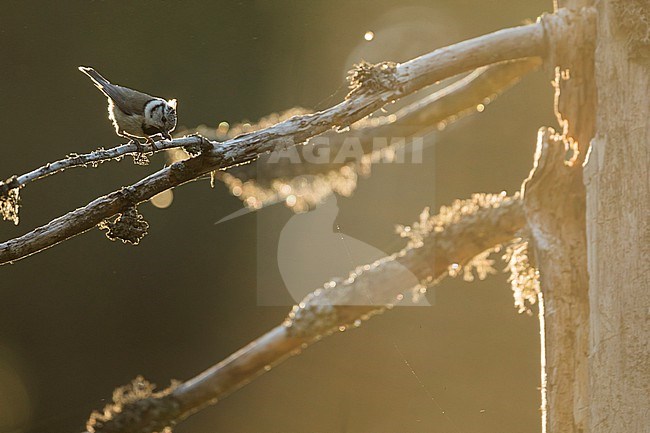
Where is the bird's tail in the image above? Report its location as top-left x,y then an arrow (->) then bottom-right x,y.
78,66 -> 111,92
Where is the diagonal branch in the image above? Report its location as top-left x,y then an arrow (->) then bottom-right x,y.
0,20 -> 552,264
84,194 -> 525,433
1,57 -> 541,202
214,58 -> 541,213
85,121 -> 580,432
227,57 -> 542,183
85,119 -> 586,432
205,22 -> 547,164
1,56 -> 541,230
0,137 -> 202,196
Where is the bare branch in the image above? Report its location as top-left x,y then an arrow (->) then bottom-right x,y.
201,58 -> 541,214
2,57 -> 540,206
0,154 -> 215,264
1,56 -> 539,227
0,136 -> 204,195
2,22 -> 547,204
205,22 -> 547,163
0,21 -> 549,264
226,57 -> 542,184
84,194 -> 525,433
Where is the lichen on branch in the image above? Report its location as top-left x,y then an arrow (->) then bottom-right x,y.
87,376 -> 180,433
0,176 -> 20,225
346,60 -> 400,98
98,207 -> 150,245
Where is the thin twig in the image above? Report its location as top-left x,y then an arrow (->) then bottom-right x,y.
0,137 -> 203,195
0,21 -> 550,264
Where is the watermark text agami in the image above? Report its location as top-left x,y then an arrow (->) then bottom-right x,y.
267,136 -> 424,164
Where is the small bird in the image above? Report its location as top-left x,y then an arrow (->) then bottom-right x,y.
78,66 -> 177,148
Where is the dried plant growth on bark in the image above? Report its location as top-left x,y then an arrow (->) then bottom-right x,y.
98,207 -> 150,245
0,177 -> 20,225
86,376 -> 180,433
503,239 -> 540,314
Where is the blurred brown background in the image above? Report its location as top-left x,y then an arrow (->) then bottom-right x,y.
0,1 -> 555,432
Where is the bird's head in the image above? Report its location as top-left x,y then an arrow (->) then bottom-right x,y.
144,98 -> 177,139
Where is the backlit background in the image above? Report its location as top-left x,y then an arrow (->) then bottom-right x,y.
0,1 -> 554,432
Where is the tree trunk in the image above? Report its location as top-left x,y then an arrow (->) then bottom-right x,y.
585,1 -> 650,432
531,4 -> 596,432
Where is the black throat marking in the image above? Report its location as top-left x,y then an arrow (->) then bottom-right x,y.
142,123 -> 163,136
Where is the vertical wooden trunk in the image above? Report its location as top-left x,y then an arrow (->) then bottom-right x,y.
528,4 -> 596,432
585,1 -> 650,432
523,128 -> 590,433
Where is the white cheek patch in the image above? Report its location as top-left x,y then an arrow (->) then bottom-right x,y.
144,99 -> 166,124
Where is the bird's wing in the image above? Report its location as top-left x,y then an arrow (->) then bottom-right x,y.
102,84 -> 154,116
79,67 -> 153,116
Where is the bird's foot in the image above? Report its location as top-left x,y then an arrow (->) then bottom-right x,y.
127,139 -> 150,165
129,138 -> 146,153
147,137 -> 158,152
